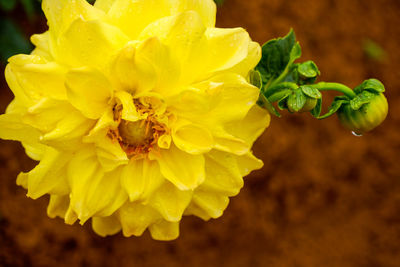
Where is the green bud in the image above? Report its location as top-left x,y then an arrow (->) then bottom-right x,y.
287,86 -> 321,113
337,93 -> 388,134
288,96 -> 317,113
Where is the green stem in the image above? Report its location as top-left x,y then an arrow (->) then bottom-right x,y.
258,93 -> 281,117
264,82 -> 298,97
311,82 -> 356,99
268,66 -> 291,88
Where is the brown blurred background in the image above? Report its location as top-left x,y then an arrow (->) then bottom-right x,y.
1,0 -> 400,266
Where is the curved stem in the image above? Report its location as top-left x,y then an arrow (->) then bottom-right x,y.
264,82 -> 298,97
269,65 -> 291,88
311,82 -> 356,99
258,93 -> 281,117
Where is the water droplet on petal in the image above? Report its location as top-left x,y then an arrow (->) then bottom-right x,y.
351,131 -> 363,137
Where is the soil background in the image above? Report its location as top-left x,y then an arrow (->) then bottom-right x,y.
1,0 -> 400,266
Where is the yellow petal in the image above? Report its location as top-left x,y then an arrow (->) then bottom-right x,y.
83,117 -> 128,172
110,42 -> 156,95
192,189 -> 229,218
170,75 -> 259,155
92,215 -> 121,237
155,144 -> 205,190
25,147 -> 71,199
5,98 -> 26,115
212,127 -> 250,155
139,11 -> 206,87
119,202 -> 160,237
225,105 -> 270,145
235,152 -> 264,177
21,98 -> 95,150
227,41 -> 262,77
184,202 -> 211,221
65,67 -> 113,119
64,206 -> 78,225
178,0 -> 216,28
114,91 -> 142,122
88,131 -> 129,172
167,87 -> 212,119
86,108 -> 117,138
68,149 -> 127,223
22,142 -> 47,161
31,31 -> 50,51
172,120 -> 214,154
0,114 -> 41,143
31,31 -> 53,60
135,37 -> 181,95
139,11 -> 205,62
7,54 -> 68,100
42,0 -> 104,38
149,220 -> 179,241
157,134 -> 172,149
23,98 -> 73,132
179,27 -> 251,81
57,18 -> 128,68
121,159 -> 164,202
173,74 -> 259,126
40,114 -> 95,150
5,64 -> 35,107
16,172 -> 28,189
47,194 -> 70,219
42,0 -> 69,36
94,0 -> 115,12
202,27 -> 250,73
149,181 -> 192,222
107,0 -> 176,39
202,150 -> 243,196
196,74 -> 260,123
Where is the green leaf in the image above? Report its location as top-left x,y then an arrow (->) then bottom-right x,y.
282,61 -> 320,85
350,90 -> 377,110
310,98 -> 322,118
298,61 -> 320,78
283,64 -> 300,83
0,17 -> 33,64
318,99 -> 347,119
287,89 -> 306,112
297,60 -> 320,84
0,0 -> 17,11
256,29 -> 302,86
300,85 -> 322,99
354,79 -> 385,94
249,69 -> 262,89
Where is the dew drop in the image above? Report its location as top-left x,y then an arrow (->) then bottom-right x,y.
351,131 -> 363,137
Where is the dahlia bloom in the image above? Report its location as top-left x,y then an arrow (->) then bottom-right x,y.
0,0 -> 269,240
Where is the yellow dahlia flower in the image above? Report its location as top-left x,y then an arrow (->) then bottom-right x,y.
0,0 -> 269,240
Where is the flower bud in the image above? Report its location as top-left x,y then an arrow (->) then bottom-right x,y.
287,85 -> 321,113
288,96 -> 317,113
337,93 -> 388,134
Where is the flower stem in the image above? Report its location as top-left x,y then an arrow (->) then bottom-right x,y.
264,82 -> 298,97
269,66 -> 291,88
258,93 -> 281,117
311,82 -> 357,99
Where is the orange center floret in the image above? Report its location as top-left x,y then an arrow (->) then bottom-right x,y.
108,99 -> 168,159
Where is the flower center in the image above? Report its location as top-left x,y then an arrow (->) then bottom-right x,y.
108,98 -> 169,159
118,120 -> 153,147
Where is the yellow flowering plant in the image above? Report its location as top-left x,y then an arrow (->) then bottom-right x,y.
0,0 -> 388,240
